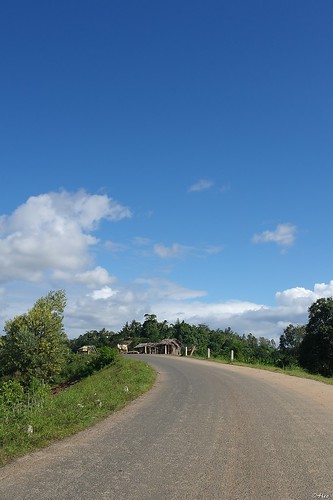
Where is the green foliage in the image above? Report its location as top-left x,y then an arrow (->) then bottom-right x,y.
2,290 -> 69,384
68,328 -> 115,352
118,320 -> 142,339
57,348 -> 120,383
58,353 -> 95,382
0,378 -> 50,457
172,319 -> 197,347
278,324 -> 306,367
142,314 -> 161,342
299,298 -> 333,377
0,357 -> 156,465
92,347 -> 119,370
0,380 -> 26,422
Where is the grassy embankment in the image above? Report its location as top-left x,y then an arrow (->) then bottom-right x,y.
0,356 -> 156,466
205,356 -> 333,384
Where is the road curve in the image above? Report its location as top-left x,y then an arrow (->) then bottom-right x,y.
1,355 -> 333,500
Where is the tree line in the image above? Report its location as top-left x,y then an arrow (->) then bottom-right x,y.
1,292 -> 333,384
69,300 -> 333,377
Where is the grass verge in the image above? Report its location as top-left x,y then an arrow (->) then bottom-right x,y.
0,356 -> 156,466
203,356 -> 333,385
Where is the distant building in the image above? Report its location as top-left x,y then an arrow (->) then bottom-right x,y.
134,338 -> 181,355
77,345 -> 97,355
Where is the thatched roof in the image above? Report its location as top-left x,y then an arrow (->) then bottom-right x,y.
159,338 -> 181,347
134,339 -> 181,349
134,342 -> 158,348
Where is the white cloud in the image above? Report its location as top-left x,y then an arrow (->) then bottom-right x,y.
74,267 -> 116,287
252,223 -> 296,248
134,278 -> 207,300
68,279 -> 333,341
52,267 -> 116,287
276,281 -> 333,308
2,273 -> 333,342
153,243 -> 189,258
88,286 -> 118,300
188,179 -> 214,192
0,190 -> 131,283
1,192 -> 332,343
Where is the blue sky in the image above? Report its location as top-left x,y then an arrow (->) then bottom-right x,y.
1,0 -> 333,341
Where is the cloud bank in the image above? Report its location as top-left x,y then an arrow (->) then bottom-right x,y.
0,191 -> 332,342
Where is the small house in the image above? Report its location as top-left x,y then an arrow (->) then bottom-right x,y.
134,338 -> 181,355
77,345 -> 97,355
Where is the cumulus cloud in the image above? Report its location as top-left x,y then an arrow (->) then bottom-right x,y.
188,179 -> 214,192
51,267 -> 116,287
252,223 -> 296,248
74,267 -> 116,287
0,190 -> 131,283
69,279 -> 333,341
88,286 -> 118,300
276,281 -> 333,308
2,271 -> 333,341
1,191 -> 332,343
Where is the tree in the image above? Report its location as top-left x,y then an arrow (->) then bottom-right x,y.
278,324 -> 306,367
299,297 -> 333,377
142,314 -> 161,342
68,328 -> 115,352
2,290 -> 69,384
118,320 -> 142,339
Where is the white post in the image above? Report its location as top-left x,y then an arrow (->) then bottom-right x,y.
231,349 -> 234,361
185,346 -> 188,356
165,345 -> 167,355
207,348 -> 210,358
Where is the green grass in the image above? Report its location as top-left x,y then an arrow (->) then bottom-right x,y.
0,357 -> 156,466
204,356 -> 333,385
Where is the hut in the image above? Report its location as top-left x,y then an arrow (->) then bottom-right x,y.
157,339 -> 181,355
77,345 -> 97,355
134,339 -> 181,355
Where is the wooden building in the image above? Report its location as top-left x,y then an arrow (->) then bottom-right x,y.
77,345 -> 97,355
134,338 -> 181,355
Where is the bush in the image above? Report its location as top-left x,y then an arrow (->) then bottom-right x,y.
92,347 -> 119,370
57,348 -> 120,384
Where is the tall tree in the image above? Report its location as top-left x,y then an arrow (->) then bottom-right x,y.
118,320 -> 142,339
299,297 -> 333,377
142,314 -> 161,342
2,290 -> 69,383
279,324 -> 306,367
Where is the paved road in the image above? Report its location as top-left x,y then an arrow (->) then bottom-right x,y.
1,356 -> 333,500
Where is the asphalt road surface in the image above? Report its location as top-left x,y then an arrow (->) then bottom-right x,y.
1,355 -> 333,500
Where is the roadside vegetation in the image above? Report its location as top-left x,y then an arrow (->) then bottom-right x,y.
202,357 -> 333,385
65,300 -> 333,379
0,290 -> 332,465
0,291 -> 155,466
0,355 -> 156,466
